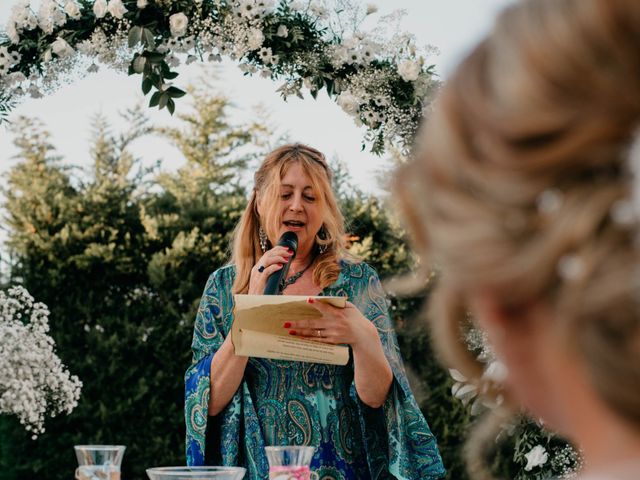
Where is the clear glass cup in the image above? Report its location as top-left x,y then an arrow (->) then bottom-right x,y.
146,466 -> 247,480
74,445 -> 126,480
265,446 -> 318,480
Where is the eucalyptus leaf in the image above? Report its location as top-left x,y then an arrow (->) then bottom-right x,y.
128,26 -> 142,48
167,98 -> 175,115
149,91 -> 161,108
158,93 -> 169,109
142,78 -> 153,95
142,28 -> 156,49
133,56 -> 146,74
166,87 -> 186,99
144,52 -> 165,64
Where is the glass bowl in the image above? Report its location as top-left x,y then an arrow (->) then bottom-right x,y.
146,466 -> 246,480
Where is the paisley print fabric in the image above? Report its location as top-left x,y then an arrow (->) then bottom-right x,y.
185,261 -> 445,479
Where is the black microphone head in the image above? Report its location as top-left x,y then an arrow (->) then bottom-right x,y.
277,231 -> 298,253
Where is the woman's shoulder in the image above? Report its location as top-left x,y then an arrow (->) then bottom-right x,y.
207,264 -> 236,289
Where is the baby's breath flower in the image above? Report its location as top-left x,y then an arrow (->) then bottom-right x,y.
0,286 -> 82,437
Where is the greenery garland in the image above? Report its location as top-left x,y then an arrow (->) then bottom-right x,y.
0,0 -> 439,154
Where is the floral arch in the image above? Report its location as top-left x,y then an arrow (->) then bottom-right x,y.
0,0 -> 439,154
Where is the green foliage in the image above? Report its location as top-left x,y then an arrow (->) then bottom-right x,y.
478,417 -> 580,480
0,88 -> 266,479
1,1 -> 435,155
0,104 -> 470,480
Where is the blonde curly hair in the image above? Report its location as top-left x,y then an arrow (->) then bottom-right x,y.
231,143 -> 351,294
396,0 -> 640,477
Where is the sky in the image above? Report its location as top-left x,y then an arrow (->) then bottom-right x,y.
0,0 -> 516,194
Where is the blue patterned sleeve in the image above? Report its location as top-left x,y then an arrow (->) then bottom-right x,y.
184,268 -> 228,466
350,264 -> 446,480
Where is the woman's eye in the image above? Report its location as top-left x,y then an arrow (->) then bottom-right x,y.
281,193 -> 292,200
304,195 -> 315,202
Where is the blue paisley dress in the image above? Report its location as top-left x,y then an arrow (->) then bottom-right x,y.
185,261 -> 445,479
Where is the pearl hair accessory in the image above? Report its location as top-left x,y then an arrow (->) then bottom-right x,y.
536,189 -> 563,215
557,253 -> 586,282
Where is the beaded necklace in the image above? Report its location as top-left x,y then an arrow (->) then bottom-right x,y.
280,260 -> 313,291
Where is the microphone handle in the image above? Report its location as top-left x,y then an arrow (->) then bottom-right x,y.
263,259 -> 292,295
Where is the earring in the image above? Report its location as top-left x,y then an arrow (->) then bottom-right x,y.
259,227 -> 268,253
317,226 -> 328,254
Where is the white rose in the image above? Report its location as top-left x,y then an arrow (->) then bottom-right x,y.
397,59 -> 420,82
247,28 -> 265,50
52,7 -> 67,27
107,0 -> 128,19
64,1 -> 82,20
22,11 -> 39,30
8,4 -> 25,28
93,0 -> 108,18
524,446 -> 548,471
276,24 -> 288,38
169,12 -> 188,38
336,91 -> 360,116
51,37 -> 74,58
137,0 -> 148,8
6,22 -> 20,44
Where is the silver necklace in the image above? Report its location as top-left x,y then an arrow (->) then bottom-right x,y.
280,261 -> 313,291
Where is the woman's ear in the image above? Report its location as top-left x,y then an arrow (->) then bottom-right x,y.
470,291 -> 509,344
470,290 -> 547,359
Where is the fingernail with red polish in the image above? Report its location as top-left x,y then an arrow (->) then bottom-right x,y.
283,322 -> 291,328
288,330 -> 297,335
307,298 -> 315,304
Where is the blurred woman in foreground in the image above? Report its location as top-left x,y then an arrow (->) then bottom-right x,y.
397,0 -> 640,478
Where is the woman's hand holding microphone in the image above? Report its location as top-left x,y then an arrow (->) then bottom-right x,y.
248,246 -> 293,295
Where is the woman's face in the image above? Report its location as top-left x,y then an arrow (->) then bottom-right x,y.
262,161 -> 324,257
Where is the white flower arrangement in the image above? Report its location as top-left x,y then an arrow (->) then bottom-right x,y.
0,0 -> 438,154
0,286 -> 82,439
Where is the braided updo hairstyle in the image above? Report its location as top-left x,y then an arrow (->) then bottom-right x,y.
396,0 -> 640,476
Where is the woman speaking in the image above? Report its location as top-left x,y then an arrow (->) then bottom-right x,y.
185,144 -> 445,479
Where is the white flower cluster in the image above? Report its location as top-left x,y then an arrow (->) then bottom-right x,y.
0,0 -> 437,152
449,360 -> 507,415
333,64 -> 434,151
524,445 -> 549,471
93,0 -> 127,20
230,0 -> 276,22
551,444 -> 582,479
330,34 -> 382,69
0,286 -> 82,439
5,0 -> 84,44
0,46 -> 22,77
5,0 -> 38,44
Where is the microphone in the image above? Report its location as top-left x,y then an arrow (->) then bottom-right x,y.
263,231 -> 298,295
